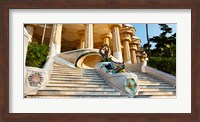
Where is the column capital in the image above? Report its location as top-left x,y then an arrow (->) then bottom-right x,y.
130,44 -> 137,50
108,24 -> 122,30
99,32 -> 112,40
131,36 -> 141,46
120,29 -> 133,43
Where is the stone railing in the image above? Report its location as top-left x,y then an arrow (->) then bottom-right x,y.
141,58 -> 176,86
144,66 -> 176,86
24,58 -> 54,96
95,62 -> 138,97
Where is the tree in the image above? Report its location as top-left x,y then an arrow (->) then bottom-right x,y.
149,24 -> 176,57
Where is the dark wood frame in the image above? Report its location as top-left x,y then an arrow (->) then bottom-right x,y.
0,0 -> 199,122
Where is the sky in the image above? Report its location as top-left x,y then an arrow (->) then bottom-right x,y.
131,24 -> 176,49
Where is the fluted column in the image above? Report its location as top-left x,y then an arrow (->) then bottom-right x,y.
120,27 -> 135,64
129,39 -> 138,64
77,30 -> 85,49
100,32 -> 112,46
49,24 -> 63,57
109,24 -> 123,62
136,48 -> 142,63
25,25 -> 35,42
85,24 -> 93,48
133,37 -> 142,63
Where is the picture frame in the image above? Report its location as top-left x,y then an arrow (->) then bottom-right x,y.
0,0 -> 199,121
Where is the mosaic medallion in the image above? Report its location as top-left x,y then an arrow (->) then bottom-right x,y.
124,78 -> 137,95
28,72 -> 43,87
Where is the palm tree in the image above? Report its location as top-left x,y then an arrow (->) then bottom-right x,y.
146,24 -> 151,58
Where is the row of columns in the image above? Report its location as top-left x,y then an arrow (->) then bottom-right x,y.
25,24 -> 144,63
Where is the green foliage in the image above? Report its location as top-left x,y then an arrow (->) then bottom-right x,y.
148,57 -> 176,76
149,24 -> 176,58
26,42 -> 49,68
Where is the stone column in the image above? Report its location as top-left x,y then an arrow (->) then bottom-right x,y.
130,44 -> 137,64
133,38 -> 142,63
49,24 -> 63,57
136,48 -> 142,63
25,25 -> 35,42
109,24 -> 123,62
100,32 -> 112,46
120,27 -> 135,64
84,24 -> 93,48
77,30 -> 85,49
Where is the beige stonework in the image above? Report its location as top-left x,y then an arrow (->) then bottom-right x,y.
85,24 -> 93,48
77,30 -> 85,49
100,32 -> 112,46
25,25 -> 35,42
109,24 -> 123,62
120,26 -> 135,64
49,24 -> 63,57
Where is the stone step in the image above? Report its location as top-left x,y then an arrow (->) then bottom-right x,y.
135,95 -> 176,98
50,76 -> 102,80
138,88 -> 176,92
50,78 -> 105,82
51,72 -> 98,75
139,85 -> 175,89
47,83 -> 110,88
36,90 -> 121,96
138,80 -> 166,83
50,76 -> 103,81
138,83 -> 172,86
51,74 -> 100,78
138,79 -> 164,82
42,87 -> 116,91
53,68 -> 94,71
51,72 -> 99,77
26,95 -> 128,98
49,80 -> 107,85
52,71 -> 96,74
137,91 -> 175,96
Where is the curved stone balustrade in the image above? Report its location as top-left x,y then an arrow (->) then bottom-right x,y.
95,62 -> 139,97
58,49 -> 121,69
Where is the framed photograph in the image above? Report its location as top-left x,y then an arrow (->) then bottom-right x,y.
1,0 -> 200,122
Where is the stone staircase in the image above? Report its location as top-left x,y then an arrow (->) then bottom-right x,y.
135,72 -> 176,98
26,63 -> 176,98
26,63 -> 127,98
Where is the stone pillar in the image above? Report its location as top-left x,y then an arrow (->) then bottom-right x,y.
49,24 -> 63,57
120,27 -> 135,64
84,24 -> 93,48
130,44 -> 137,64
100,32 -> 112,46
136,48 -> 142,63
77,30 -> 85,49
133,38 -> 142,63
109,24 -> 123,62
25,25 -> 35,42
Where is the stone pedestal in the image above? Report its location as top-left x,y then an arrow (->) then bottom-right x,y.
78,30 -> 85,49
49,24 -> 63,57
109,24 -> 123,62
85,24 -> 93,48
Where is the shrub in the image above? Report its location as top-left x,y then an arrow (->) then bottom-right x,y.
26,42 -> 49,68
148,57 -> 176,76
